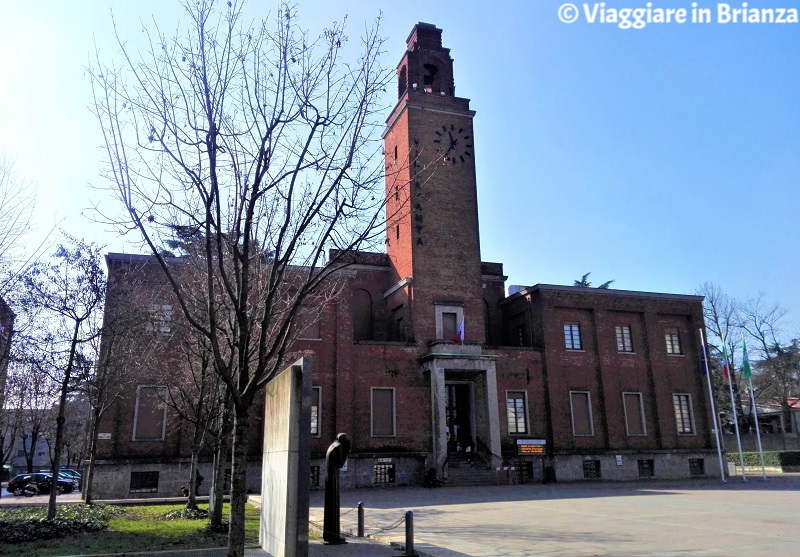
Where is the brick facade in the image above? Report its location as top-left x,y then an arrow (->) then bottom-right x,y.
91,23 -> 720,498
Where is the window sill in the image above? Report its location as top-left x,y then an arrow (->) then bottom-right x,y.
565,349 -> 585,353
618,351 -> 637,355
666,353 -> 685,357
298,337 -> 322,342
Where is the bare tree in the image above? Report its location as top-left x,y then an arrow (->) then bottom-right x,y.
157,333 -> 224,510
9,360 -> 57,473
0,155 -> 35,263
0,368 -> 23,499
697,282 -> 746,423
81,273 -> 151,504
22,238 -> 105,519
90,1 -> 391,553
741,295 -> 797,432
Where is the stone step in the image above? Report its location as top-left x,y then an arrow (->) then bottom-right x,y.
444,464 -> 499,487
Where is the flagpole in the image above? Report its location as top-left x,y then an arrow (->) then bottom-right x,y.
742,335 -> 767,481
699,329 -> 726,483
723,337 -> 747,481
748,376 -> 767,480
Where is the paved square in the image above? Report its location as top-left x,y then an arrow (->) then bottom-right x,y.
310,475 -> 800,556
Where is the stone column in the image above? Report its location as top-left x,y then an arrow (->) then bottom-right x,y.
484,361 -> 502,459
429,364 -> 448,476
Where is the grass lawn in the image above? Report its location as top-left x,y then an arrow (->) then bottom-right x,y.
0,503 -> 260,557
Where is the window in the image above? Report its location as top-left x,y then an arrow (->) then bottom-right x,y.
442,312 -> 458,340
638,459 -> 654,478
435,304 -> 464,341
133,385 -> 167,441
390,305 -> 405,342
398,66 -> 407,96
310,466 -> 320,488
673,393 -> 695,435
296,306 -> 321,340
570,391 -> 594,436
148,303 -> 172,335
352,289 -> 374,342
623,392 -> 646,436
506,391 -> 528,434
615,325 -> 633,352
371,388 -> 396,437
129,471 -> 159,493
310,387 -> 321,437
665,327 -> 682,354
564,323 -> 582,350
689,458 -> 705,476
582,460 -> 601,479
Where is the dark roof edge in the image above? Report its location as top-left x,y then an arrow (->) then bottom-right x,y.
503,284 -> 704,304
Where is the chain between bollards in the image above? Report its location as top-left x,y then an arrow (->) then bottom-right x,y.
405,510 -> 417,556
357,501 -> 364,537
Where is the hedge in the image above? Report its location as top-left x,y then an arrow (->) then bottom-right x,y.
725,450 -> 800,468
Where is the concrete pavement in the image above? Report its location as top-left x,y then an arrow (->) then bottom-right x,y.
310,474 -> 800,557
5,476 -> 800,556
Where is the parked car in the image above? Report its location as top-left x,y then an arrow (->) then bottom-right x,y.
39,470 -> 81,490
58,469 -> 82,488
8,473 -> 73,495
39,470 -> 81,493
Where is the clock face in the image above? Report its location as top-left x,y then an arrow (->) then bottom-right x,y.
433,124 -> 473,166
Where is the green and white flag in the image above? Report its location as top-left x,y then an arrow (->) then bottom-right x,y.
742,339 -> 752,380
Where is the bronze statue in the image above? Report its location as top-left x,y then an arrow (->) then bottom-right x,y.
323,432 -> 351,544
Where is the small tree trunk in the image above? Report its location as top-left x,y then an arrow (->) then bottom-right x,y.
187,449 -> 199,510
83,407 -> 102,504
227,411 -> 250,557
48,324 -> 80,520
210,408 -> 231,528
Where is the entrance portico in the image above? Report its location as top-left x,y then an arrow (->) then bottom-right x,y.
420,342 -> 501,476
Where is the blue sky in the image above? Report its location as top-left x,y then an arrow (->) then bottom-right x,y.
1,0 -> 798,332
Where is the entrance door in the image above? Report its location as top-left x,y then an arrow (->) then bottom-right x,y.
445,383 -> 473,453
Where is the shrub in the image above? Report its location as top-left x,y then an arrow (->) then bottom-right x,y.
0,504 -> 125,544
726,450 -> 800,468
163,508 -> 209,521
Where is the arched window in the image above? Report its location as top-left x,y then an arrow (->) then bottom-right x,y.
352,289 -> 373,342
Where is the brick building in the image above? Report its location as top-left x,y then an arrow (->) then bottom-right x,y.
91,23 -> 720,498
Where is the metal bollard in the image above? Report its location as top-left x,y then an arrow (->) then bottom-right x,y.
405,510 -> 417,556
357,502 -> 364,538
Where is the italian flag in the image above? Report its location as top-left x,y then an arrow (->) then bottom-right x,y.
721,343 -> 730,380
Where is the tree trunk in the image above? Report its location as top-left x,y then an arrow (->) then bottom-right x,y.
783,400 -> 793,433
210,406 -> 231,529
227,411 -> 250,557
83,406 -> 102,505
47,324 -> 80,520
187,449 -> 199,510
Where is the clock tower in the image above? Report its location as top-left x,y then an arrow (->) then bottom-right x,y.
383,23 -> 485,344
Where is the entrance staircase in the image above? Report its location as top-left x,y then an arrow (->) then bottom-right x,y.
444,451 -> 498,487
